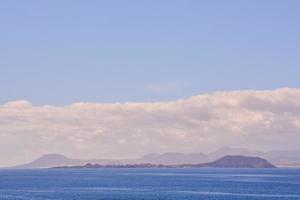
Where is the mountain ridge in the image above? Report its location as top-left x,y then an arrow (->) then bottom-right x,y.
53,155 -> 276,169
12,147 -> 300,168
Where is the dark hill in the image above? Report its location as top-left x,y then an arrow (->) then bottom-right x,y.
194,155 -> 276,168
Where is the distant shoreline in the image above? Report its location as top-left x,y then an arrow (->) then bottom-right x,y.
52,155 -> 276,169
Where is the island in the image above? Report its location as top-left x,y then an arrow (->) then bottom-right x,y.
181,155 -> 276,168
53,155 -> 276,169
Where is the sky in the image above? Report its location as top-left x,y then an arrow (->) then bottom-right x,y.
0,1 -> 300,166
1,0 -> 300,105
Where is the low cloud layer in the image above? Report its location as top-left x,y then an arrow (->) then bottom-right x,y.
1,88 -> 300,166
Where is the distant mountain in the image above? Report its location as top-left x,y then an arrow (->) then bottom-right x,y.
13,154 -> 122,169
53,155 -> 276,169
208,147 -> 300,167
15,152 -> 209,168
207,146 -> 262,160
263,150 -> 300,167
138,147 -> 300,166
139,152 -> 208,165
192,155 -> 276,168
12,147 -> 300,168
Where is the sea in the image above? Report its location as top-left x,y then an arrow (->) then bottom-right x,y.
0,168 -> 300,200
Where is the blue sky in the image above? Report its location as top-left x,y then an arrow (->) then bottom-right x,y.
1,0 -> 300,105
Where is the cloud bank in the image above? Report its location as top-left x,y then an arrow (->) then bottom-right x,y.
1,88 -> 300,166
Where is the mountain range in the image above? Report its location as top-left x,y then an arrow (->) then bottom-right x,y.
54,155 -> 276,169
12,146 -> 300,168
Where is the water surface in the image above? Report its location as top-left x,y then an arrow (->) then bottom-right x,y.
0,168 -> 300,200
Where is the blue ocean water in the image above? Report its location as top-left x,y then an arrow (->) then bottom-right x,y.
0,168 -> 300,200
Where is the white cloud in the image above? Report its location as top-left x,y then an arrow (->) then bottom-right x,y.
0,88 -> 300,166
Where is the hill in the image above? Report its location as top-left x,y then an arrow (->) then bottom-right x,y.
192,155 -> 276,168
12,146 -> 300,168
53,155 -> 276,169
139,152 -> 208,165
13,154 -> 121,169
